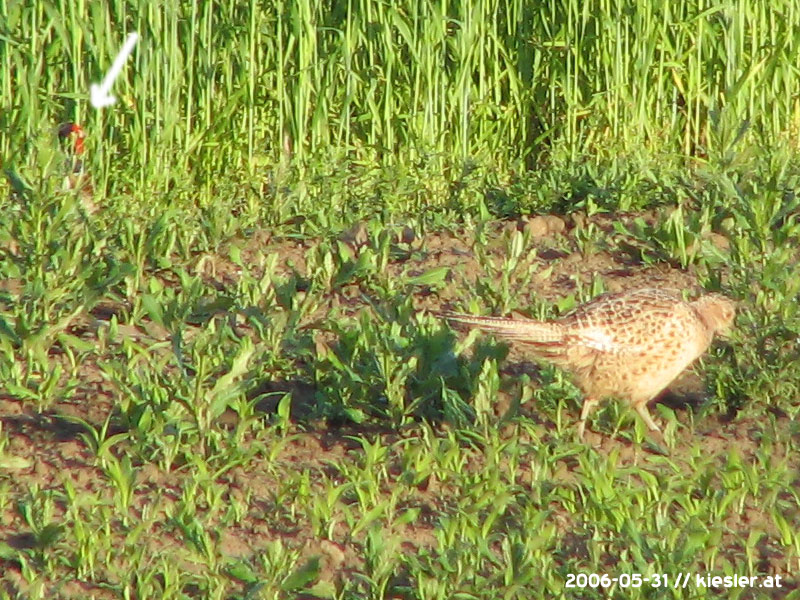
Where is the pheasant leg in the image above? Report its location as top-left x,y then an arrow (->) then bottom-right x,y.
577,397 -> 599,440
634,402 -> 662,432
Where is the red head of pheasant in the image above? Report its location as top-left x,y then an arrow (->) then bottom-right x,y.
58,122 -> 86,162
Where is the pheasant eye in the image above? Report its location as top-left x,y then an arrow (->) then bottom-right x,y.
440,287 -> 733,441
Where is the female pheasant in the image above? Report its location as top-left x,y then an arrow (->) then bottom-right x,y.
441,288 -> 735,439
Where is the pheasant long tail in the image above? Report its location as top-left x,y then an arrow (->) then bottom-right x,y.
438,311 -> 565,345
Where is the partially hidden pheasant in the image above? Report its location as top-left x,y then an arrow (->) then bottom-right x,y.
440,288 -> 735,439
58,122 -> 97,214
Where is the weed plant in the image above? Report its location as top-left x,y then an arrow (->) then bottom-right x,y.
0,0 -> 799,598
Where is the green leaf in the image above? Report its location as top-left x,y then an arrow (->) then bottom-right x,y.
227,560 -> 259,584
281,556 -> 320,591
277,392 -> 292,421
141,294 -> 166,328
407,266 -> 450,287
0,542 -> 18,561
57,332 -> 96,353
209,336 -> 255,418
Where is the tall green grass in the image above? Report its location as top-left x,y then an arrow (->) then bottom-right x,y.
3,3 -> 800,597
2,0 -> 799,205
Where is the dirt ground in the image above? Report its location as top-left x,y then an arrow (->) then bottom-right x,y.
1,211 -> 794,596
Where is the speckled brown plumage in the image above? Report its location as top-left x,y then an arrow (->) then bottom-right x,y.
440,288 -> 735,439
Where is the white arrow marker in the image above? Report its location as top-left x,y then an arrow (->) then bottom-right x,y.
90,32 -> 138,109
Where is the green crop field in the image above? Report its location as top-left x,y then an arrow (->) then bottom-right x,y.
1,0 -> 800,598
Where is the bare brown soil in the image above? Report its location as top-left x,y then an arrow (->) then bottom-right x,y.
1,212 -> 795,597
